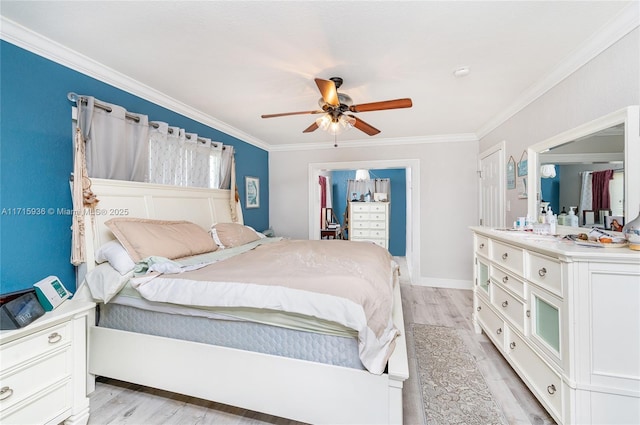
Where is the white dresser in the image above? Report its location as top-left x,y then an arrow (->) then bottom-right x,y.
471,227 -> 640,424
349,202 -> 389,249
0,298 -> 95,425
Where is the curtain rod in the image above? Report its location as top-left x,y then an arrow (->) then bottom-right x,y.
68,92 -> 224,148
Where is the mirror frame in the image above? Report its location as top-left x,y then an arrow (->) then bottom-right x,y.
527,105 -> 640,227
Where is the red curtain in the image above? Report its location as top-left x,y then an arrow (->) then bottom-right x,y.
591,169 -> 614,211
319,176 -> 327,227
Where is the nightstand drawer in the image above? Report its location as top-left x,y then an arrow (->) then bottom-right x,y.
0,322 -> 71,372
1,379 -> 72,425
0,348 -> 70,411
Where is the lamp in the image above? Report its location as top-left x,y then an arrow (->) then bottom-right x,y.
316,113 -> 355,135
540,164 -> 556,178
355,169 -> 370,180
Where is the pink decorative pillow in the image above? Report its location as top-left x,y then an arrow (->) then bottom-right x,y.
210,223 -> 261,248
105,218 -> 217,262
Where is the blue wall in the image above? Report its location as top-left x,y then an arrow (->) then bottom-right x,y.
331,169 -> 406,256
0,41 -> 269,294
540,168 -> 561,215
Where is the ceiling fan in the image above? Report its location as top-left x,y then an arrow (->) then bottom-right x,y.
261,77 -> 413,136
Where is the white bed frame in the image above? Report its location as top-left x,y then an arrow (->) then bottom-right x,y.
80,178 -> 409,424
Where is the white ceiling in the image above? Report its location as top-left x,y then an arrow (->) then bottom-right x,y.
1,1 -> 635,150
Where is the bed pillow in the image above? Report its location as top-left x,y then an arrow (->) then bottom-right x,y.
105,218 -> 217,262
210,222 -> 261,248
95,239 -> 136,275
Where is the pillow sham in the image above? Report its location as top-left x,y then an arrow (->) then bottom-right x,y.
95,239 -> 136,275
105,218 -> 217,262
210,222 -> 261,248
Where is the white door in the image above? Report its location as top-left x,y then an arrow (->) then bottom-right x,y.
479,143 -> 505,228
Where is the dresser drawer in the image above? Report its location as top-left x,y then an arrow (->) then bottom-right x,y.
369,220 -> 386,230
491,240 -> 524,275
0,322 -> 71,372
369,203 -> 387,212
476,235 -> 489,257
351,229 -> 370,237
0,348 -> 71,411
0,379 -> 72,425
350,203 -> 370,212
352,212 -> 369,221
527,252 -> 563,297
492,283 -> 525,332
369,212 -> 386,221
476,297 -> 505,349
490,265 -> 525,299
368,229 -> 386,239
507,331 -> 562,420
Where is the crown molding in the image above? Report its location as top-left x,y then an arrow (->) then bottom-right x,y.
476,2 -> 640,140
0,17 -> 271,151
269,133 -> 478,152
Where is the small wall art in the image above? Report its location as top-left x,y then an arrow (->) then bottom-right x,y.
245,176 -> 260,208
507,156 -> 516,190
517,150 -> 528,177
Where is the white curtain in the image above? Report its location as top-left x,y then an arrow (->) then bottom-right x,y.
579,171 -> 593,223
81,97 -> 149,181
148,123 -> 226,189
347,178 -> 391,202
219,145 -> 234,189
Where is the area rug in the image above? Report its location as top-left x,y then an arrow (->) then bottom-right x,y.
412,324 -> 508,425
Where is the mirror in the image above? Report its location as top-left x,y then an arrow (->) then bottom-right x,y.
527,106 -> 640,230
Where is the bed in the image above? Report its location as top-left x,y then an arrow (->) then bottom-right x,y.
76,178 -> 409,425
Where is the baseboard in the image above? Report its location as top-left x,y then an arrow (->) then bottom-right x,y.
414,277 -> 473,290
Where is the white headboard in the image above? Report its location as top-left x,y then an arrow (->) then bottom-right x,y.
82,178 -> 243,269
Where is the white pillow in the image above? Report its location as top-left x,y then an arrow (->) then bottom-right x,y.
95,240 -> 136,275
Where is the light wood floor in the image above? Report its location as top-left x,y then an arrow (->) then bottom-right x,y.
88,261 -> 555,425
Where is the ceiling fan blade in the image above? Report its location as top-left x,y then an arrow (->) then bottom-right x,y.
261,110 -> 323,119
349,98 -> 413,113
315,78 -> 339,107
350,115 -> 381,136
303,122 -> 319,133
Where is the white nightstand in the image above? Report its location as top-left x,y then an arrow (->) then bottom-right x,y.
0,298 -> 95,425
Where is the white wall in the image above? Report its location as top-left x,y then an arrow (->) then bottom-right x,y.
479,28 -> 640,225
269,139 -> 479,288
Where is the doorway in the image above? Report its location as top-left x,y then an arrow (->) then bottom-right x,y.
308,159 -> 420,283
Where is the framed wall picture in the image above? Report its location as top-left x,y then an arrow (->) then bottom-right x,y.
245,176 -> 260,208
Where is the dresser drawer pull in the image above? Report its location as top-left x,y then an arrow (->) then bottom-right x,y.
526,310 -> 531,318
496,328 -> 502,335
0,386 -> 13,400
502,253 -> 508,260
479,243 -> 485,249
510,341 -> 516,349
538,267 -> 547,277
476,306 -> 482,312
48,332 -> 62,344
547,384 -> 556,395
502,300 -> 509,308
502,276 -> 509,284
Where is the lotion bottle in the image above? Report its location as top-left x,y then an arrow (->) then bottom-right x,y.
568,207 -> 578,227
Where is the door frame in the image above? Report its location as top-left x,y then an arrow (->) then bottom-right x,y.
308,159 -> 420,284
